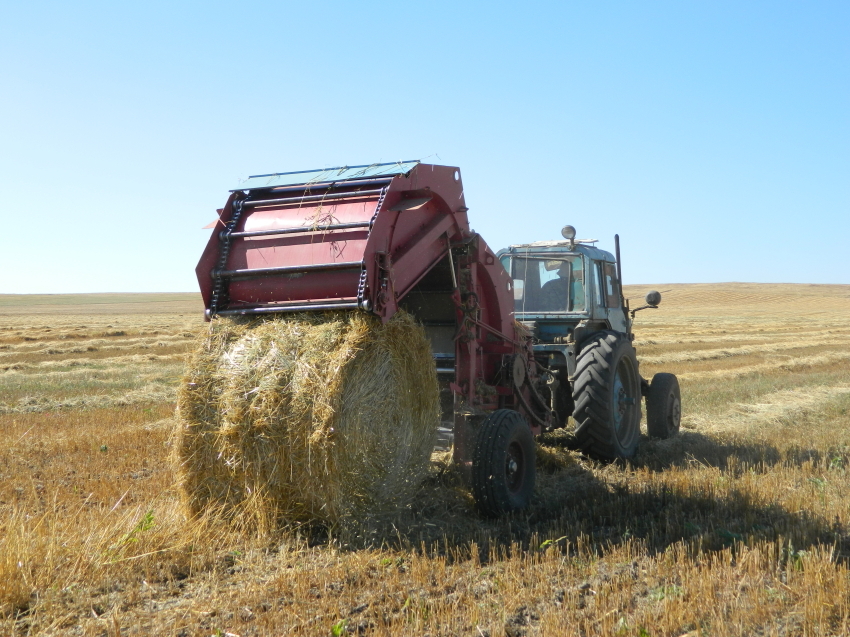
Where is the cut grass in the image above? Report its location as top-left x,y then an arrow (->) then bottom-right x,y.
2,284 -> 850,635
0,359 -> 184,410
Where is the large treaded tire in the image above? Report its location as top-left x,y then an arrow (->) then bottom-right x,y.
572,331 -> 642,460
471,410 -> 536,517
646,373 -> 681,439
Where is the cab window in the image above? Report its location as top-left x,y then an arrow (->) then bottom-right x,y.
590,262 -> 602,307
602,262 -> 621,308
510,255 -> 586,313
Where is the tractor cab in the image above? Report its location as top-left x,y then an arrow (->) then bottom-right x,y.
496,226 -> 631,380
497,225 -> 679,452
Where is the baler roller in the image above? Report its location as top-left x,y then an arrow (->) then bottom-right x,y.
241,188 -> 386,208
214,260 -> 363,280
236,178 -> 393,193
226,221 -> 371,240
213,299 -> 361,316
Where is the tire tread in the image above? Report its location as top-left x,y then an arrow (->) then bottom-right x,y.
646,373 -> 681,439
471,410 -> 536,517
572,331 -> 641,460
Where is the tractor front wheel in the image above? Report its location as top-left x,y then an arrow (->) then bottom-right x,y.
572,331 -> 642,460
646,373 -> 681,438
471,410 -> 536,517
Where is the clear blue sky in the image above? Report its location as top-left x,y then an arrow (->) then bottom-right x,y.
1,1 -> 847,293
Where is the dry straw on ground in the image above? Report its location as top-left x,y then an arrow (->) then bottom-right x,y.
6,285 -> 850,635
174,310 -> 440,529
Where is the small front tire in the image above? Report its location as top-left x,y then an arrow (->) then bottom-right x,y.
646,373 -> 681,439
471,410 -> 536,517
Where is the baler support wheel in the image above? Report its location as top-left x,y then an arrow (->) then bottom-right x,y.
471,409 -> 536,517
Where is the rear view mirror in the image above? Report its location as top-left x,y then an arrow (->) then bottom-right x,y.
645,291 -> 661,306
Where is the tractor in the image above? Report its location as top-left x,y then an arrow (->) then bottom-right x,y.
497,228 -> 681,462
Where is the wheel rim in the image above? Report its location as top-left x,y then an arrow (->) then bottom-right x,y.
612,357 -> 638,443
505,441 -> 525,493
668,394 -> 681,430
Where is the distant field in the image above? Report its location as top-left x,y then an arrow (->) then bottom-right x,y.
0,293 -> 202,315
2,284 -> 850,636
626,282 -> 850,318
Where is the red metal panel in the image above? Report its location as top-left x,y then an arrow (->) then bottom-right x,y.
232,200 -> 375,265
234,232 -> 369,270
362,165 -> 469,322
241,198 -> 377,232
227,271 -> 362,305
205,196 -> 378,310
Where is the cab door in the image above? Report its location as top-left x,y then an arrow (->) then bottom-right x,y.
598,260 -> 627,333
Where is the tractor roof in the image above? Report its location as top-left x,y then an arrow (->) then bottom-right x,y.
502,241 -> 616,263
511,240 -> 598,248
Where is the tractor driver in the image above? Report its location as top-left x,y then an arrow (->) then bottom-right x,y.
539,259 -> 585,312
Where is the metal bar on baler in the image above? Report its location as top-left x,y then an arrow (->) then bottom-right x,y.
259,178 -> 393,194
447,244 -> 458,289
243,189 -> 384,207
216,301 -> 361,315
228,221 -> 370,239
215,260 -> 363,279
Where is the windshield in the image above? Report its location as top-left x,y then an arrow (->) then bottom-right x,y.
510,255 -> 586,313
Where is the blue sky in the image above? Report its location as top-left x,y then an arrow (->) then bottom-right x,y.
1,1 -> 847,293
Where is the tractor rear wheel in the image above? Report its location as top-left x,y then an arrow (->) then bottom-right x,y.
572,331 -> 642,460
646,373 -> 681,438
471,409 -> 536,517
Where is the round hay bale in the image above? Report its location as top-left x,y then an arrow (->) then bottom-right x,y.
174,310 -> 440,528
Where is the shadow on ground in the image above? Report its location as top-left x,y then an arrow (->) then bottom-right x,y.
632,429 -> 848,473
331,430 -> 850,567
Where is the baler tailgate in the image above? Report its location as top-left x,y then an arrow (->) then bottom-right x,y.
202,182 -> 385,316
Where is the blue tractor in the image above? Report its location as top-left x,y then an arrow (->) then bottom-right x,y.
497,226 -> 681,460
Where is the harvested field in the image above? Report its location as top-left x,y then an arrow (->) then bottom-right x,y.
1,284 -> 850,636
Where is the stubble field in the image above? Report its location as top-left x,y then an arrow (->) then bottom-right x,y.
1,284 -> 850,636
